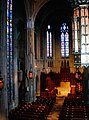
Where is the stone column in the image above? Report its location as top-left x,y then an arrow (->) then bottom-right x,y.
13,19 -> 19,107
25,18 -> 36,102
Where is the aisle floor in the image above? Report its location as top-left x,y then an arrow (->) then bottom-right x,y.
47,96 -> 65,120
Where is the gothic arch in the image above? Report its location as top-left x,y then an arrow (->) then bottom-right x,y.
24,0 -> 50,22
32,0 -> 50,22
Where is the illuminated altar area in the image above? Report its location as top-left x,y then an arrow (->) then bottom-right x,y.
56,82 -> 71,96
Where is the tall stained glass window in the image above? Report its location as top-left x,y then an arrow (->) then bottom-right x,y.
80,5 -> 89,66
7,0 -> 13,106
46,25 -> 53,58
73,7 -> 80,53
60,23 -> 69,57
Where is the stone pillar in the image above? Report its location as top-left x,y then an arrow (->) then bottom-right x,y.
25,18 -> 36,102
13,19 -> 19,107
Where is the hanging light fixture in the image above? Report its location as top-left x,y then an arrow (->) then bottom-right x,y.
29,71 -> 33,79
0,78 -> 4,90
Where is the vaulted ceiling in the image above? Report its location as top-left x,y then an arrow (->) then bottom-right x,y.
35,0 -> 73,31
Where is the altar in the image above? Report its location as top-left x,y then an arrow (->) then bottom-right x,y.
56,82 -> 71,96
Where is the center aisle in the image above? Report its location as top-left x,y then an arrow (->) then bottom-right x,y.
47,96 -> 65,120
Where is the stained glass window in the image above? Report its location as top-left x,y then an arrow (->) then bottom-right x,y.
7,0 -> 13,105
80,6 -> 89,66
46,25 -> 53,58
60,23 -> 69,57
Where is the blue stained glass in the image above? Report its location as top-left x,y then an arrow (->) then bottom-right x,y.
60,23 -> 69,57
7,0 -> 13,107
61,42 -> 64,46
63,25 -> 66,30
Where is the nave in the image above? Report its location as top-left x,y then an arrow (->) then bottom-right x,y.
7,64 -> 87,120
1,1 -> 89,119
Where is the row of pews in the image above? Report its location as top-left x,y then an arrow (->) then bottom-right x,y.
59,94 -> 89,120
8,95 -> 56,120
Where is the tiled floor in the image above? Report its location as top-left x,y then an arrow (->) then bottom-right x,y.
47,96 -> 65,120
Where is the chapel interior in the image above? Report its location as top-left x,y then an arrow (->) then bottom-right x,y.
0,0 -> 89,120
